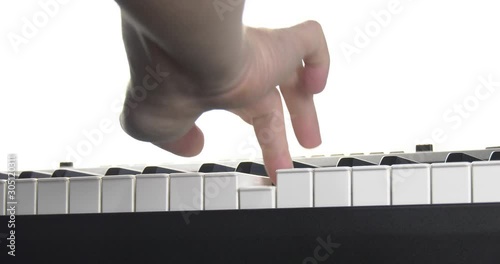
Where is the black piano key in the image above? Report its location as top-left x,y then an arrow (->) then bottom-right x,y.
445,153 -> 482,163
416,144 -> 433,152
292,161 -> 318,168
379,156 -> 418,166
142,166 -> 186,174
337,157 -> 375,167
105,167 -> 142,176
486,146 -> 500,149
236,160 -> 318,176
76,167 -> 110,175
52,169 -> 99,178
296,153 -> 387,167
0,172 -> 8,179
59,162 -> 74,168
293,156 -> 339,167
236,162 -> 268,176
19,171 -> 52,179
198,163 -> 235,173
490,151 -> 500,161
295,148 -> 497,166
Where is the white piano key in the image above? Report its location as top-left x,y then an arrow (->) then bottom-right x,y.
69,176 -> 102,214
0,180 -> 6,215
169,173 -> 204,211
352,165 -> 391,206
204,172 -> 271,210
314,167 -> 352,207
277,168 -> 313,208
102,175 -> 136,213
391,164 -> 431,205
16,179 -> 38,215
472,161 -> 500,203
135,174 -> 169,212
168,163 -> 202,172
432,162 -> 471,204
239,186 -> 276,209
37,177 -> 69,215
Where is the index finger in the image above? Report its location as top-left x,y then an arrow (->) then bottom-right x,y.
249,89 -> 293,183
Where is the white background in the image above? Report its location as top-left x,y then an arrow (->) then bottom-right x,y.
1,0 -> 499,171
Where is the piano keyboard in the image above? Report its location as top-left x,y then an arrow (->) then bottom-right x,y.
1,145 -> 500,263
2,146 -> 500,215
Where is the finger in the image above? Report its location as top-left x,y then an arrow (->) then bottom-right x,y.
244,21 -> 329,93
120,96 -> 204,157
289,20 -> 330,94
280,69 -> 321,148
153,124 -> 204,157
250,89 -> 293,183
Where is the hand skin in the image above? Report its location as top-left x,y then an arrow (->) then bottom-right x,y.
114,0 -> 330,183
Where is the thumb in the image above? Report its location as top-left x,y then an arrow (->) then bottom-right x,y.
153,124 -> 205,157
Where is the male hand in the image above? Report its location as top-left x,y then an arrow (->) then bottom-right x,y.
119,13 -> 329,182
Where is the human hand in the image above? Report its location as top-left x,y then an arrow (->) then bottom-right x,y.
119,17 -> 330,182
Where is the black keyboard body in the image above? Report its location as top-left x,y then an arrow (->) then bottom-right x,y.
1,203 -> 499,263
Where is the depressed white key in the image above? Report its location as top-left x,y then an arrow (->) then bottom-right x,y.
314,167 -> 352,207
69,176 -> 102,214
472,161 -> 500,203
392,164 -> 431,205
16,179 -> 38,215
0,180 -> 6,215
136,174 -> 169,212
170,173 -> 204,211
432,162 -> 471,204
239,186 -> 276,209
352,165 -> 390,206
204,172 -> 271,210
37,177 -> 69,214
102,175 -> 136,213
277,168 -> 313,208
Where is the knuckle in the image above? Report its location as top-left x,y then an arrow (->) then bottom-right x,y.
304,20 -> 323,34
119,109 -> 153,142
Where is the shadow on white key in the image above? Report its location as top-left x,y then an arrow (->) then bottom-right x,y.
204,172 -> 271,210
136,174 -> 169,212
472,161 -> 500,203
314,167 -> 351,207
170,173 -> 203,211
239,186 -> 276,209
277,169 -> 313,208
16,179 -> 38,215
392,164 -> 431,205
432,162 -> 471,204
0,180 -> 6,215
38,177 -> 69,215
102,175 -> 136,213
69,176 -> 102,214
352,166 -> 390,206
